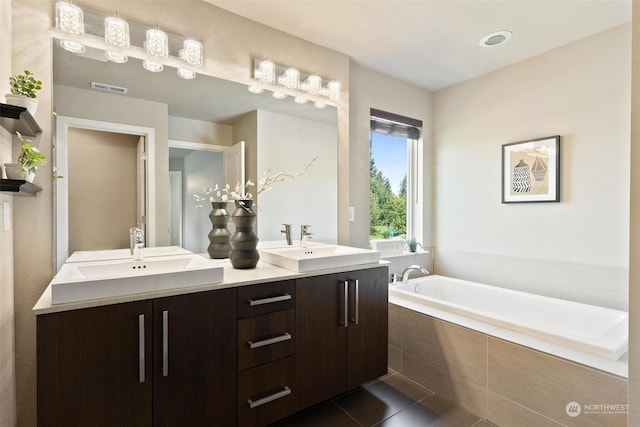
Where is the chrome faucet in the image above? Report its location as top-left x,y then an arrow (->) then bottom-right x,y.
130,227 -> 145,261
401,265 -> 429,283
281,224 -> 293,245
300,224 -> 313,248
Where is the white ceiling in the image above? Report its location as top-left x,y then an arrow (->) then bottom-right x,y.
206,0 -> 631,91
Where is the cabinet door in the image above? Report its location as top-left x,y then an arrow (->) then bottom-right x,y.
37,301 -> 153,427
153,288 -> 237,427
346,266 -> 389,389
295,273 -> 348,410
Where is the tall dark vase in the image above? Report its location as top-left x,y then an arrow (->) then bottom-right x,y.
207,201 -> 232,259
230,199 -> 260,269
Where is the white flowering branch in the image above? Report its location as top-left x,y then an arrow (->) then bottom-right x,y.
194,156 -> 318,209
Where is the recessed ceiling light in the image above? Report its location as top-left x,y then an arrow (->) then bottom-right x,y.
479,30 -> 512,47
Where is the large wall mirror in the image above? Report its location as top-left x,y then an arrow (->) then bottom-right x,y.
53,42 -> 338,270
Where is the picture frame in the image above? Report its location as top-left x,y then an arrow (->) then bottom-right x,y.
502,135 -> 560,203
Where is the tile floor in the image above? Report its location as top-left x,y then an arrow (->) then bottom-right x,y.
274,371 -> 495,427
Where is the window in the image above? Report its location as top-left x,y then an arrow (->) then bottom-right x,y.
369,109 -> 422,242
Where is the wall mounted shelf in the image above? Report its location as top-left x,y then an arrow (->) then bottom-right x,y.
0,103 -> 42,136
0,179 -> 42,196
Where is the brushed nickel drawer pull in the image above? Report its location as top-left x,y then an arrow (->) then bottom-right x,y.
247,386 -> 292,409
138,314 -> 145,383
248,332 -> 292,349
247,294 -> 292,306
162,310 -> 169,377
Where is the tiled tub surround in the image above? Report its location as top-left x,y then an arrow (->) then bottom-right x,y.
388,303 -> 628,427
434,248 -> 628,311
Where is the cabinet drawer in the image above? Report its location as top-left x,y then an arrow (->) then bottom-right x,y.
238,356 -> 296,427
238,309 -> 295,370
238,280 -> 295,318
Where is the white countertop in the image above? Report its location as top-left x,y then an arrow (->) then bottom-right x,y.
33,256 -> 387,315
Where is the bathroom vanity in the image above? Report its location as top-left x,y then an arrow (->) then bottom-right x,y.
34,261 -> 388,427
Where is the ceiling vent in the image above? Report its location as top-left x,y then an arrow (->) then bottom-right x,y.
90,81 -> 128,95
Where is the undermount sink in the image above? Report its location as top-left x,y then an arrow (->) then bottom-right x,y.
65,246 -> 192,263
51,254 -> 223,304
259,244 -> 380,273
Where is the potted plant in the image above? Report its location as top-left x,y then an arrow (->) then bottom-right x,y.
5,70 -> 42,115
406,237 -> 422,253
4,132 -> 47,182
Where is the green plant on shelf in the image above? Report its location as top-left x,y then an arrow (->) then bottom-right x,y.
16,131 -> 46,176
9,70 -> 42,99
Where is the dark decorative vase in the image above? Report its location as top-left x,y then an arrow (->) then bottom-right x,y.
230,200 -> 260,269
207,201 -> 232,259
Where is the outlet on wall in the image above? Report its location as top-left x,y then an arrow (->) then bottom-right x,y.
348,206 -> 355,222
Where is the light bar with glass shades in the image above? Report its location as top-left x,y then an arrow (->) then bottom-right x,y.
249,59 -> 341,108
55,1 -> 86,53
52,2 -> 205,80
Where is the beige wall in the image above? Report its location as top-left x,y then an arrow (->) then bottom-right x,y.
13,2 -> 349,425
628,1 -> 640,425
348,63 -> 433,249
67,128 -> 139,253
168,116 -> 232,146
433,24 -> 631,309
0,0 -> 16,424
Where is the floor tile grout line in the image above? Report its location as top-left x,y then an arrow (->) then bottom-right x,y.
330,400 -> 366,427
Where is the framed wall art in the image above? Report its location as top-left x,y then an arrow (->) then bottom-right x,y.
501,135 -> 560,203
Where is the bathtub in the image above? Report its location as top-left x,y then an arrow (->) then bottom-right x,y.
389,275 -> 628,361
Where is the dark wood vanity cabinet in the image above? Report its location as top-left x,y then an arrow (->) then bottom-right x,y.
37,267 -> 388,426
153,289 -> 237,426
37,289 -> 237,427
295,266 -> 389,410
37,300 -> 153,426
236,280 -> 297,427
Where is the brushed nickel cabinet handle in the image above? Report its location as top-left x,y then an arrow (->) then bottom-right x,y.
248,332 -> 292,349
351,279 -> 360,325
247,294 -> 292,306
162,310 -> 169,377
247,386 -> 292,409
138,314 -> 145,383
340,280 -> 349,328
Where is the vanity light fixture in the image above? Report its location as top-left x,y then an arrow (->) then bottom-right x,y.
249,58 -> 341,108
104,13 -> 129,63
143,27 -> 168,72
327,80 -> 341,102
177,39 -> 203,79
55,1 -> 86,53
255,60 -> 276,84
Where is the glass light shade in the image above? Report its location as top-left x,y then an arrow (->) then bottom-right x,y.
257,60 -> 276,84
283,67 -> 300,89
177,69 -> 196,79
59,40 -> 85,54
248,84 -> 264,94
143,60 -> 163,72
105,15 -> 129,62
145,28 -> 168,58
327,80 -> 341,101
306,75 -> 322,95
179,39 -> 203,67
294,96 -> 309,104
105,51 -> 128,63
272,91 -> 287,99
56,2 -> 84,36
314,101 -> 327,109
